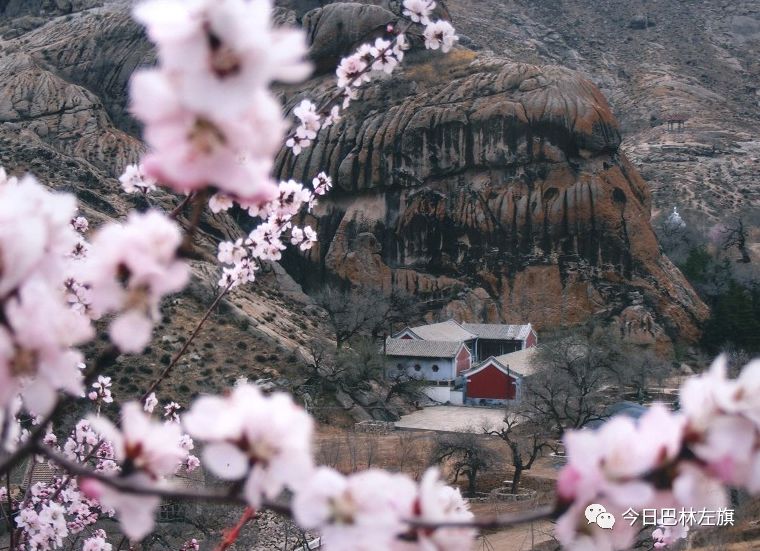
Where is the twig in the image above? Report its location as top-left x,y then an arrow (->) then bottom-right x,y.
0,346 -> 119,478
5,472 -> 13,549
169,193 -> 195,220
141,280 -> 233,401
283,20 -> 413,145
38,441 -> 555,532
406,505 -> 557,530
213,506 -> 256,551
49,440 -> 104,503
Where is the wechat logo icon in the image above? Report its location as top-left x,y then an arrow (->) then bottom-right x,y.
585,504 -> 616,530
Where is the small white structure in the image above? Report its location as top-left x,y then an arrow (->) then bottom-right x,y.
384,338 -> 472,404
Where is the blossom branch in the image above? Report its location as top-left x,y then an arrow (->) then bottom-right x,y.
407,505 -> 557,530
0,346 -> 118,477
169,192 -> 195,220
213,506 -> 256,551
141,280 -> 233,401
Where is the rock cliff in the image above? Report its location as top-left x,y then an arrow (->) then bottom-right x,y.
277,2 -> 708,347
0,0 -> 711,350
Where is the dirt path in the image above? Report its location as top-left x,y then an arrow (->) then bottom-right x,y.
473,521 -> 554,551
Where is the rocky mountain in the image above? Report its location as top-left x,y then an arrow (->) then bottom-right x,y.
0,0 -> 738,355
0,1 -> 343,410
276,1 -> 710,349
445,0 -> 760,224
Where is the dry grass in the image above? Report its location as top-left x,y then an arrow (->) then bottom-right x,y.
404,47 -> 479,84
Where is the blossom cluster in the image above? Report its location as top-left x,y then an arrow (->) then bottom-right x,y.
555,355 -> 760,550
214,175 -> 329,288
118,163 -> 156,195
285,0 -> 458,158
294,467 -> 474,551
0,171 -> 93,415
83,383 -> 476,549
129,0 -> 310,203
83,210 -> 189,353
13,422 -> 115,549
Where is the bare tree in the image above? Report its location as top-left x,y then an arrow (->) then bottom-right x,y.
524,327 -> 622,437
384,368 -> 427,402
317,440 -> 344,469
484,407 -> 553,494
303,337 -> 384,392
344,432 -> 360,472
394,432 -> 420,473
605,348 -> 671,403
721,217 -> 752,264
364,433 -> 378,469
314,284 -> 419,348
429,432 -> 496,497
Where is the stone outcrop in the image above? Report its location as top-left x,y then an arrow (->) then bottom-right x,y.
278,4 -> 709,346
0,1 -> 711,348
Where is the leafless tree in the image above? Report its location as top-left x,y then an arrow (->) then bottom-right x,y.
605,348 -> 671,403
314,284 -> 419,348
524,328 -> 622,437
303,337 -> 384,391
384,368 -> 427,402
394,432 -> 420,472
316,440 -> 343,469
721,217 -> 752,264
344,432 -> 360,472
484,407 -> 553,494
364,433 -> 378,469
429,432 -> 497,497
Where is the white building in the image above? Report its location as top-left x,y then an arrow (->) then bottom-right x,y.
384,338 -> 472,404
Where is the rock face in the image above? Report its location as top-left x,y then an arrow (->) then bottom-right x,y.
0,1 -> 710,348
277,3 -> 709,346
444,0 -> 760,225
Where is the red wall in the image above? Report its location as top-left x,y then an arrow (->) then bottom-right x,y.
525,330 -> 537,349
466,365 -> 516,399
456,347 -> 471,374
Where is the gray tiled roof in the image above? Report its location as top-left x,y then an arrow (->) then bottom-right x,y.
462,347 -> 538,378
409,320 -> 476,341
461,323 -> 532,340
493,347 -> 537,376
385,338 -> 464,358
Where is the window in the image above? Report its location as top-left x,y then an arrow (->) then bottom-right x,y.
414,364 -> 422,372
432,364 -> 439,372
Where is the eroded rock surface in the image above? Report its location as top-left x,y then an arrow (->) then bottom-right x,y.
0,0 -> 712,350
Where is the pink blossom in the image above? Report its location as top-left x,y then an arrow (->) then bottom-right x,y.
71,216 -> 89,233
84,210 -> 188,353
89,402 -> 187,479
1,277 -> 92,414
209,192 -> 234,213
133,0 -> 311,119
144,392 -> 158,413
118,164 -> 156,194
652,524 -> 688,549
183,383 -> 314,506
397,468 -> 476,550
402,0 -> 435,25
336,54 -> 369,89
0,172 -> 80,297
293,467 -> 417,551
423,21 -> 458,53
82,529 -> 112,551
312,172 -> 333,196
370,38 -> 400,74
81,475 -> 160,542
